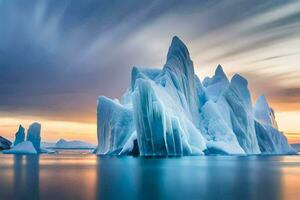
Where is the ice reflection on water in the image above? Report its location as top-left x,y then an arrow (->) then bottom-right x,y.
0,153 -> 299,200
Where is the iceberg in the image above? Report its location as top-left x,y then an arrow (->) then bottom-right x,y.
3,141 -> 37,154
26,122 -> 41,153
14,125 -> 25,146
55,139 -> 95,149
96,36 -> 295,156
0,136 -> 12,150
3,122 -> 51,154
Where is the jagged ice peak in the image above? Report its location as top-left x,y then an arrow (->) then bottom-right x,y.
96,36 -> 296,156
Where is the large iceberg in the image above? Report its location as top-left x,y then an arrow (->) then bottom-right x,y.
96,36 -> 295,156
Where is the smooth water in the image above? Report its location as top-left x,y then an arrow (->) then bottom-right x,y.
0,153 -> 299,200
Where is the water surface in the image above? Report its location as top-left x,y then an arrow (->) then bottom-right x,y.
0,153 -> 299,200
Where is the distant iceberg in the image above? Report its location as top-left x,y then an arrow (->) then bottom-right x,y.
55,139 -> 95,149
291,144 -> 300,152
96,36 -> 295,156
41,142 -> 56,149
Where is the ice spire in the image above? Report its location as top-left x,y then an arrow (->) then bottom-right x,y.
164,36 -> 194,76
14,125 -> 25,146
167,36 -> 191,61
26,122 -> 41,152
254,95 -> 278,128
162,36 -> 199,122
215,64 -> 228,81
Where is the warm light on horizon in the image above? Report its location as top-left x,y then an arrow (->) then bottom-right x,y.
0,117 -> 97,145
1,110 -> 300,144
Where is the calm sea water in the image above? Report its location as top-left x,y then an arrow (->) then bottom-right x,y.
0,152 -> 299,200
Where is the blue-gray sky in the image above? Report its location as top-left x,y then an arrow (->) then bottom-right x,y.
0,0 -> 300,142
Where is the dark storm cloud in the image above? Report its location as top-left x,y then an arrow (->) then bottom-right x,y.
0,0 -> 299,122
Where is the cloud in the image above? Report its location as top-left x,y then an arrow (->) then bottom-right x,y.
250,52 -> 300,63
0,0 -> 299,124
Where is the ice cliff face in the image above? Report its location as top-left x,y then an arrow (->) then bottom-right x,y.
255,95 -> 278,129
96,36 -> 295,156
26,122 -> 41,153
254,96 -> 294,154
96,96 -> 135,154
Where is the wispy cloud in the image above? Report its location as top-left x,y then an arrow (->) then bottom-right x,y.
0,0 -> 299,139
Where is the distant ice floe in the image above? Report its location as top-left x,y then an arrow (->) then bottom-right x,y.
55,139 -> 95,149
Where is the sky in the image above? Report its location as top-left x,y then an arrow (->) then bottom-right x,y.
0,0 -> 300,144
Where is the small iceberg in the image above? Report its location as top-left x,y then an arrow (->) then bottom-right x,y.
2,122 -> 49,154
291,144 -> 300,152
0,136 -> 12,150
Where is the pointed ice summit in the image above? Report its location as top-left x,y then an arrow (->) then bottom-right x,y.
95,36 -> 295,156
14,125 -> 25,146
